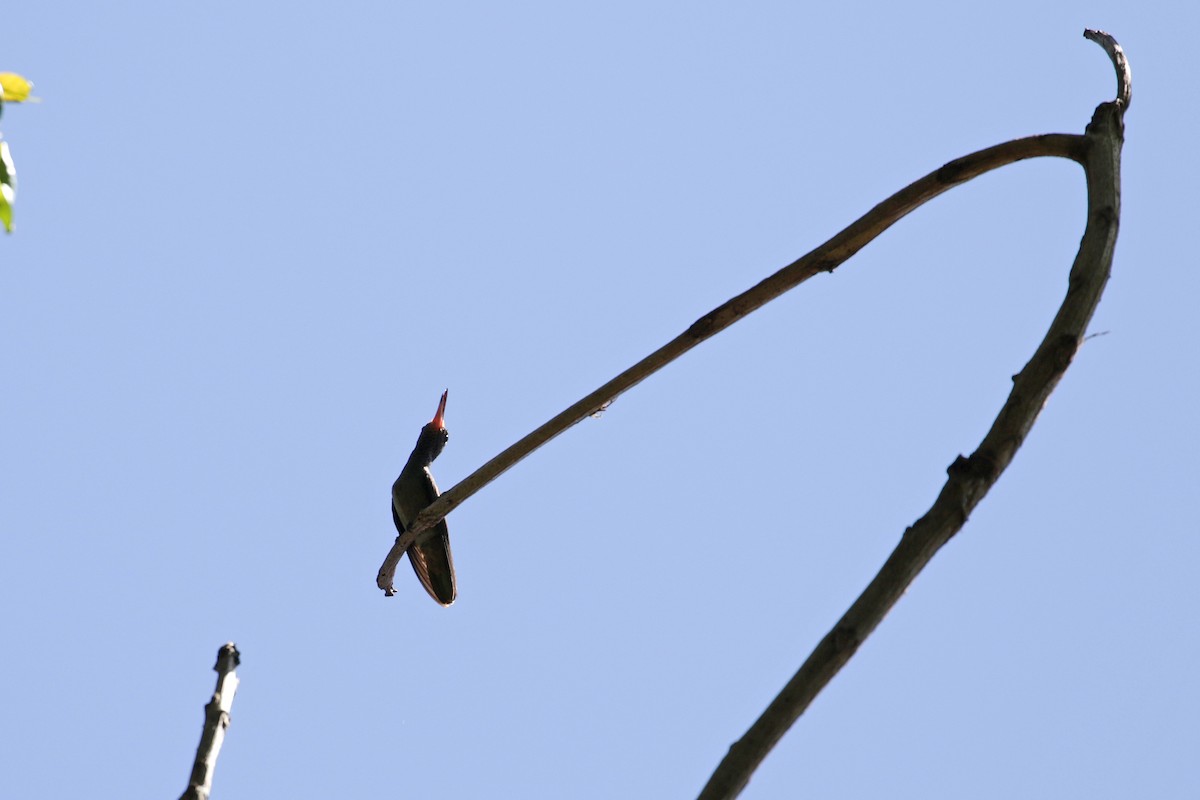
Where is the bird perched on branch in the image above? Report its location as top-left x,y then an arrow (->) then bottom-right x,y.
391,390 -> 456,605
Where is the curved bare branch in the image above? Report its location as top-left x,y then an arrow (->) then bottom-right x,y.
377,133 -> 1084,595
1085,29 -> 1132,108
696,38 -> 1127,800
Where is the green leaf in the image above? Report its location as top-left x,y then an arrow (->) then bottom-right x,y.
0,140 -> 16,233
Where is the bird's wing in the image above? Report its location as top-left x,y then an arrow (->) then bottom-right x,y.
392,467 -> 457,606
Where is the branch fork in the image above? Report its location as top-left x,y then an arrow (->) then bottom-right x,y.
373,29 -> 1130,800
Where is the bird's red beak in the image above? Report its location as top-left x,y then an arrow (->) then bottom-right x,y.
431,390 -> 448,429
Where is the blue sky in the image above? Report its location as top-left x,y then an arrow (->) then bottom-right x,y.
2,3 -> 1196,798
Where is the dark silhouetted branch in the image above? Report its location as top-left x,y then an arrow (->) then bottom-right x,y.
696,31 -> 1128,800
377,131 -> 1084,594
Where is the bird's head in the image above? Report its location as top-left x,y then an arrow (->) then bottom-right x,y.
414,390 -> 449,465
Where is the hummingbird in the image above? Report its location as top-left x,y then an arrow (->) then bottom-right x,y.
391,390 -> 457,606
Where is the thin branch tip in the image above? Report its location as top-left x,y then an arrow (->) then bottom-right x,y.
180,643 -> 243,800
215,642 -> 240,669
1083,29 -> 1131,109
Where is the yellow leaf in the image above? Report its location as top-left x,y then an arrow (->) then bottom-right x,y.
0,73 -> 35,103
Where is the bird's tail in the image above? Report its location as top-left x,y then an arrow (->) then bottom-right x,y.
407,524 -> 457,606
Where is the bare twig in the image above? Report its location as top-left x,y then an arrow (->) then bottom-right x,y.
1084,29 -> 1132,108
180,643 -> 242,800
376,132 -> 1084,595
696,33 -> 1127,800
